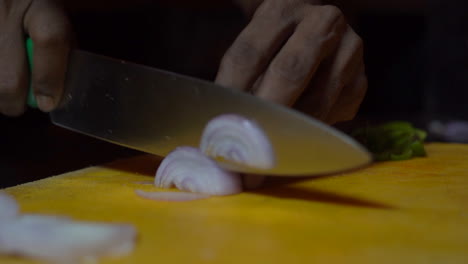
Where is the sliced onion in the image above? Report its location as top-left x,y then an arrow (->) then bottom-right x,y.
0,194 -> 137,263
137,114 -> 274,199
429,120 -> 468,143
0,214 -> 136,262
200,114 -> 276,170
443,121 -> 468,142
135,190 -> 211,201
154,147 -> 242,196
0,192 -> 18,221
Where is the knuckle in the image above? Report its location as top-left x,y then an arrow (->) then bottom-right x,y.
354,35 -> 364,54
271,53 -> 309,82
304,5 -> 345,33
301,8 -> 347,48
33,20 -> 71,47
0,1 -> 27,20
345,28 -> 364,54
254,0 -> 302,23
319,5 -> 343,20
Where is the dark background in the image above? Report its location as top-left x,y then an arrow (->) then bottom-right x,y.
1,0 -> 467,188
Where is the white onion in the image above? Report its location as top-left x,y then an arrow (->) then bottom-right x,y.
0,194 -> 137,263
136,114 -> 274,200
154,147 -> 242,196
0,192 -> 18,221
200,114 -> 276,170
429,120 -> 468,142
441,121 -> 468,142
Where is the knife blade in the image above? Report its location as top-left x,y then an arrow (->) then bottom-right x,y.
26,39 -> 372,176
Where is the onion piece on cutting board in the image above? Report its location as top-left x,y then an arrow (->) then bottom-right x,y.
0,192 -> 19,221
0,193 -> 137,263
136,147 -> 243,201
135,114 -> 275,200
152,146 -> 242,196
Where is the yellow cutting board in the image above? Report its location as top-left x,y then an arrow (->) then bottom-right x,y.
1,143 -> 468,264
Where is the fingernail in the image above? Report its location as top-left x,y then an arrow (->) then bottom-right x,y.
36,95 -> 56,112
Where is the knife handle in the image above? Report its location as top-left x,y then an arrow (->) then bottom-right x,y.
25,37 -> 38,108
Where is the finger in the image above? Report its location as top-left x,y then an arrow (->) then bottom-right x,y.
294,25 -> 364,120
215,0 -> 302,91
254,5 -> 346,105
326,68 -> 368,124
0,27 -> 29,116
24,0 -> 72,112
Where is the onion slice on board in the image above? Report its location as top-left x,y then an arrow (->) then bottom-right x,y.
200,114 -> 276,170
0,192 -> 18,221
135,114 -> 275,201
0,194 -> 137,263
154,147 -> 242,196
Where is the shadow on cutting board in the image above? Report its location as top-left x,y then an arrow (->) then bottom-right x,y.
103,155 -> 395,210
251,185 -> 394,210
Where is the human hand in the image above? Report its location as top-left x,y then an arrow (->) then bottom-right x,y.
0,0 -> 71,116
216,0 -> 367,124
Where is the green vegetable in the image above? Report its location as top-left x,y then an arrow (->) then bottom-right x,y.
351,121 -> 427,161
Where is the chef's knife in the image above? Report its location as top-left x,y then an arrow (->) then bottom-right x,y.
26,38 -> 372,176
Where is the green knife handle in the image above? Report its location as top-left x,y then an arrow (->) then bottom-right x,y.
26,37 -> 38,108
